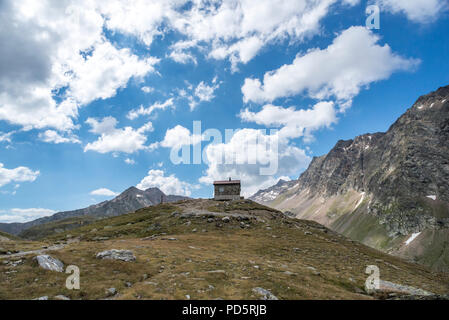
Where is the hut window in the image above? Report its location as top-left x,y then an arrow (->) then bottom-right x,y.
219,187 -> 224,193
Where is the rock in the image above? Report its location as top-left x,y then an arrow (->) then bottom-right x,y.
105,288 -> 117,297
207,218 -> 214,223
367,280 -> 434,296
252,287 -> 279,300
33,296 -> 49,300
185,295 -> 191,300
125,282 -> 132,288
96,249 -> 136,262
34,255 -> 64,272
222,216 -> 230,223
142,274 -> 149,280
207,270 -> 226,274
54,295 -> 70,300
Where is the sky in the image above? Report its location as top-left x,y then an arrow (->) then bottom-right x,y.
0,0 -> 448,223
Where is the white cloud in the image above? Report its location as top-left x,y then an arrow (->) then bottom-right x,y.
125,158 -> 136,165
195,81 -> 219,103
84,117 -> 153,154
90,188 -> 118,197
0,208 -> 57,223
63,41 -> 158,106
0,163 -> 40,188
141,86 -> 154,93
199,128 -> 311,196
175,79 -> 220,111
168,40 -> 198,64
155,125 -> 203,150
242,26 -> 419,107
0,131 -> 14,144
170,0 -> 352,69
240,101 -> 337,141
375,0 -> 447,23
0,1 -> 158,133
137,169 -> 195,196
127,98 -> 174,120
38,130 -> 81,144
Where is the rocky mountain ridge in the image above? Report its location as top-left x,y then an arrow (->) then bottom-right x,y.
250,85 -> 449,271
0,187 -> 189,236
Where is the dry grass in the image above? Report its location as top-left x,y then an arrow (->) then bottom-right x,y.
1,200 -> 448,300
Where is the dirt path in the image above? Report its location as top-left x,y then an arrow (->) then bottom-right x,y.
0,244 -> 65,260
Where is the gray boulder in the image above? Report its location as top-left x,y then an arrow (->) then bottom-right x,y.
106,288 -> 117,297
35,255 -> 64,272
252,287 -> 279,300
96,249 -> 136,262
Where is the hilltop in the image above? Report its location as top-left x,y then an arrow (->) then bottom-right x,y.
1,199 -> 448,300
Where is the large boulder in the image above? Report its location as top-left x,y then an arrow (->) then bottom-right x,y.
35,255 -> 64,272
252,287 -> 279,300
96,249 -> 136,262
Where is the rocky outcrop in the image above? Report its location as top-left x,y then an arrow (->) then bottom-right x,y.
96,249 -> 136,262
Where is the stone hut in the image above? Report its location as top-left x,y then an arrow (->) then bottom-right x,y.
213,178 -> 241,201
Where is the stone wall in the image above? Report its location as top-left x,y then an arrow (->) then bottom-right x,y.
214,184 -> 241,200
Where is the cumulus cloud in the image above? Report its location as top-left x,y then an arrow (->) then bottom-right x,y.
0,163 -> 40,188
137,169 -> 196,196
168,40 -> 198,65
90,188 -> 118,197
199,128 -> 311,196
375,0 -> 447,23
84,117 -> 153,154
38,130 -> 81,144
63,41 -> 158,106
0,208 -> 57,223
242,26 -> 419,107
240,101 -> 337,141
169,0 -> 355,70
0,1 -> 158,133
127,98 -> 174,120
150,124 -> 203,151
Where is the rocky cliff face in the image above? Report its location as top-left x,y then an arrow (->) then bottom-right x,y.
250,85 -> 449,271
0,187 -> 189,235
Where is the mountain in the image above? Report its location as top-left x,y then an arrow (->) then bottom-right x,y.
0,187 -> 189,237
250,85 -> 449,272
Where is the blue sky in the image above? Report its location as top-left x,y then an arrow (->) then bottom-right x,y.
0,0 -> 448,222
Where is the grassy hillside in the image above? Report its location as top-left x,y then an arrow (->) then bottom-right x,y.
0,199 -> 448,300
19,216 -> 97,240
0,231 -> 20,241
